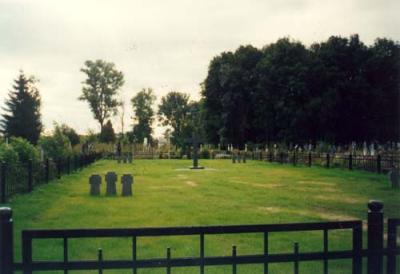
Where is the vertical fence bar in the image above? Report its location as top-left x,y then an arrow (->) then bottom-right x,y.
232,245 -> 237,274
387,219 -> 397,274
348,154 -> 353,170
63,237 -> 68,274
308,153 -> 312,167
200,234 -> 205,274
293,242 -> 299,274
22,231 -> 33,274
367,200 -> 383,274
0,207 -> 13,274
264,232 -> 269,274
377,155 -> 381,174
166,247 -> 171,274
323,229 -> 328,274
352,222 -> 362,274
45,158 -> 50,183
132,236 -> 137,274
1,162 -> 7,203
97,248 -> 103,274
326,153 -> 330,168
28,160 -> 33,192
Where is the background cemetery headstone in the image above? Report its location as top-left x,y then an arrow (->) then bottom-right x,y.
89,174 -> 101,196
105,172 -> 117,196
121,174 -> 134,196
388,166 -> 399,189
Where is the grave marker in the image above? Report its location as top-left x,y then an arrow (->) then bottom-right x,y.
105,172 -> 117,196
89,175 -> 101,196
121,174 -> 133,196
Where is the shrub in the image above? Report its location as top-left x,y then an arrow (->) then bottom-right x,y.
10,137 -> 40,164
0,142 -> 19,165
39,126 -> 72,160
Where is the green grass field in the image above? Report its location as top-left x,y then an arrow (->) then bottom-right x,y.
6,159 -> 400,273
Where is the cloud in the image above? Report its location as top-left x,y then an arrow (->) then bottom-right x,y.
0,0 -> 399,136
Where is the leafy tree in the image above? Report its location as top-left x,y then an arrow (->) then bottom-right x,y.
99,120 -> 116,143
39,124 -> 72,160
1,71 -> 43,144
9,137 -> 40,164
79,60 -> 124,132
158,92 -> 191,148
131,88 -> 156,144
58,124 -> 80,146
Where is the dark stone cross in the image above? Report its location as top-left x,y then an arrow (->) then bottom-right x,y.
186,133 -> 204,169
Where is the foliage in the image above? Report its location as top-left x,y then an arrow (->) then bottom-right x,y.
9,137 -> 40,164
79,60 -> 124,131
202,35 -> 400,146
1,71 -> 43,144
39,124 -> 72,160
99,120 -> 116,143
130,88 -> 156,144
0,142 -> 19,165
59,124 -> 80,146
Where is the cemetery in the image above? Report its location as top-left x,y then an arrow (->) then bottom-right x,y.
0,1 -> 399,273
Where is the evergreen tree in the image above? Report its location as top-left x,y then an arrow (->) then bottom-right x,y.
1,71 -> 43,144
131,88 -> 156,144
99,120 -> 116,143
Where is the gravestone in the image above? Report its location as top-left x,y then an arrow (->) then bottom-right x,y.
89,174 -> 101,196
128,153 -> 133,163
232,153 -> 236,163
117,156 -> 121,164
105,172 -> 117,196
122,155 -> 127,164
243,154 -> 246,163
388,167 -> 399,189
186,133 -> 204,169
237,153 -> 241,163
121,174 -> 134,196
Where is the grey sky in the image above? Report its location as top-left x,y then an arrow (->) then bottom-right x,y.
0,0 -> 399,137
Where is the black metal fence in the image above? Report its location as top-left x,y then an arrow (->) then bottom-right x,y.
0,153 -> 102,204
0,201 -> 398,273
246,150 -> 399,174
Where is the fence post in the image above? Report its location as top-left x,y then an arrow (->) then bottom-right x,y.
367,200 -> 383,274
326,153 -> 330,168
0,207 -> 14,274
57,159 -> 61,179
308,152 -> 312,167
376,155 -> 381,174
1,163 -> 6,204
28,160 -> 33,192
348,154 -> 353,170
45,158 -> 50,183
387,219 -> 397,274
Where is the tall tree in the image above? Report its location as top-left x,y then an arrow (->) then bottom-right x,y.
158,92 -> 191,148
79,60 -> 124,132
131,88 -> 156,144
1,71 -> 43,144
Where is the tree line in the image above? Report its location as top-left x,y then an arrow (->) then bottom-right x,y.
1,34 -> 399,151
203,34 -> 400,147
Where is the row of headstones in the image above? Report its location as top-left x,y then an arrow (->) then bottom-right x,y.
116,154 -> 133,164
232,153 -> 246,164
89,172 -> 134,196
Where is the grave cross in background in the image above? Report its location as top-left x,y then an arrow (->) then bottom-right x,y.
186,132 -> 204,169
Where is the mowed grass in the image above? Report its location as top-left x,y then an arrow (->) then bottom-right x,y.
5,159 -> 400,274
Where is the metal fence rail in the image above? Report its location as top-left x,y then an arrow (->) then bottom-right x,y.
0,201 -> 399,274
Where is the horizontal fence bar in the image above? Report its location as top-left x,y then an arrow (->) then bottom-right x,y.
23,221 -> 361,239
13,248 -> 400,271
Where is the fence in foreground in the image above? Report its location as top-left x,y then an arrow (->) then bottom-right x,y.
0,153 -> 102,204
0,201 -> 398,273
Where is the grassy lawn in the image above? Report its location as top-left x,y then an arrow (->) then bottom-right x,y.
5,159 -> 400,273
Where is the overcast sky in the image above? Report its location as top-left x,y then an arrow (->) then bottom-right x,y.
0,0 -> 399,137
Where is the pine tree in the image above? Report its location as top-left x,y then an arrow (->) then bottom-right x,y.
1,71 -> 43,144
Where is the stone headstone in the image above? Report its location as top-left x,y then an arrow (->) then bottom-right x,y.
123,156 -> 127,164
232,154 -> 236,163
388,167 -> 400,189
121,174 -> 133,196
243,154 -> 246,163
363,142 -> 368,156
117,156 -> 121,164
237,153 -> 241,163
370,143 -> 375,156
105,172 -> 117,196
128,153 -> 133,163
89,174 -> 101,196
